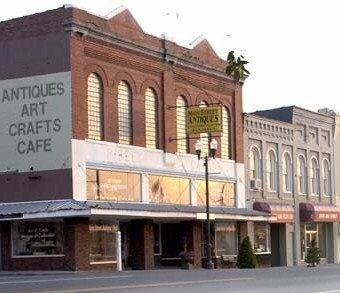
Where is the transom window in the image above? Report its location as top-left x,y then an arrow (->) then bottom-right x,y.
221,106 -> 231,159
322,159 -> 331,196
145,88 -> 158,149
176,96 -> 188,153
118,81 -> 132,145
282,152 -> 293,193
267,149 -> 278,191
310,157 -> 320,196
87,73 -> 103,140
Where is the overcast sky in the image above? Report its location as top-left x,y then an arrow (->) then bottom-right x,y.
2,0 -> 340,113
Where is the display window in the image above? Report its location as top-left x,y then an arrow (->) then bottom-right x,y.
86,169 -> 141,202
12,221 -> 64,257
196,180 -> 235,207
300,222 -> 326,260
254,222 -> 270,253
215,222 -> 237,256
149,175 -> 190,205
89,222 -> 118,263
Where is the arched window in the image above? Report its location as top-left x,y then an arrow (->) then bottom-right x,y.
297,155 -> 307,194
310,157 -> 320,195
322,159 -> 331,196
221,106 -> 231,159
145,88 -> 158,149
199,101 -> 209,157
176,96 -> 188,153
282,152 -> 293,193
249,146 -> 261,182
118,81 -> 132,145
267,149 -> 278,191
87,73 -> 103,140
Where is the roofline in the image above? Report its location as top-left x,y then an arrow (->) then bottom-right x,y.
244,112 -> 294,127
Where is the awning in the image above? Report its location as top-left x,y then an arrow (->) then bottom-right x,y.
0,200 -> 274,222
253,202 -> 294,223
300,203 -> 340,222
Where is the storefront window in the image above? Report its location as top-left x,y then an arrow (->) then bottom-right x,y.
89,222 -> 118,263
86,169 -> 141,202
12,221 -> 64,256
215,222 -> 237,256
301,222 -> 326,260
254,223 -> 270,253
153,224 -> 161,255
149,175 -> 190,205
196,180 -> 235,207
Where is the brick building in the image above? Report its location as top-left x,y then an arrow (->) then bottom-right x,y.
0,5 -> 270,271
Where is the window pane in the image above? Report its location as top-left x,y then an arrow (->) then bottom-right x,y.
87,73 -> 103,140
12,221 -> 64,256
196,180 -> 235,207
89,222 -> 118,263
86,169 -> 141,202
149,175 -> 190,205
254,223 -> 270,253
215,222 -> 237,256
118,81 -> 132,145
221,107 -> 230,159
145,88 -> 158,149
176,96 -> 188,153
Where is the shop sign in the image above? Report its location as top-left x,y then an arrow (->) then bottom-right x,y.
186,106 -> 222,134
0,72 -> 71,172
315,212 -> 339,221
89,224 -> 117,233
275,212 -> 294,222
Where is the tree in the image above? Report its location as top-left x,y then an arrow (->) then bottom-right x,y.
237,236 -> 258,269
305,238 -> 321,267
225,51 -> 250,82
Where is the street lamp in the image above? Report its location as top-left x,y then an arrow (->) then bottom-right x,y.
195,137 -> 218,269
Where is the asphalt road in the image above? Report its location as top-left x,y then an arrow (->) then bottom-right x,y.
1,265 -> 340,293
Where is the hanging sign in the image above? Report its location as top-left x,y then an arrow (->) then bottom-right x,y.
186,106 -> 222,134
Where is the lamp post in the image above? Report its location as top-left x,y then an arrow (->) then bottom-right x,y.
195,137 -> 218,269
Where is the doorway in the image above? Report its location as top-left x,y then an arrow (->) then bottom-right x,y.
270,223 -> 286,266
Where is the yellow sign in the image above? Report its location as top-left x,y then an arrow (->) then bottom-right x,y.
186,106 -> 222,134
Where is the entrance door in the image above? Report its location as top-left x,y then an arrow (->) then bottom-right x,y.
161,223 -> 183,266
305,231 -> 318,256
270,223 -> 286,266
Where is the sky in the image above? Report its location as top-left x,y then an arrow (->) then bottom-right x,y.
1,0 -> 340,113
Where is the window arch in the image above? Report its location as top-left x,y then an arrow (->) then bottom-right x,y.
310,157 -> 320,195
87,73 -> 103,140
176,96 -> 188,153
145,88 -> 158,149
267,149 -> 278,191
297,154 -> 307,194
249,145 -> 261,182
118,81 -> 132,145
322,158 -> 331,196
282,152 -> 293,193
199,101 -> 209,157
221,106 -> 231,159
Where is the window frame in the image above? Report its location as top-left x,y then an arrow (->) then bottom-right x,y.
176,96 -> 189,154
145,87 -> 158,149
322,158 -> 331,197
282,151 -> 293,193
310,156 -> 320,196
297,154 -> 307,195
266,148 -> 278,192
117,80 -> 133,145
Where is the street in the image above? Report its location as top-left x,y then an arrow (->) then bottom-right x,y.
1,265 -> 340,293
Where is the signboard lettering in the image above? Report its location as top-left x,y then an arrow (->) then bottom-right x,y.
0,72 -> 71,172
186,106 -> 222,134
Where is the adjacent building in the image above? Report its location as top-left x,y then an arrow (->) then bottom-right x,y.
0,6 -> 271,271
245,106 -> 338,266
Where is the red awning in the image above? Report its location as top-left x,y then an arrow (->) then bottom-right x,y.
300,203 -> 340,222
253,202 -> 294,223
